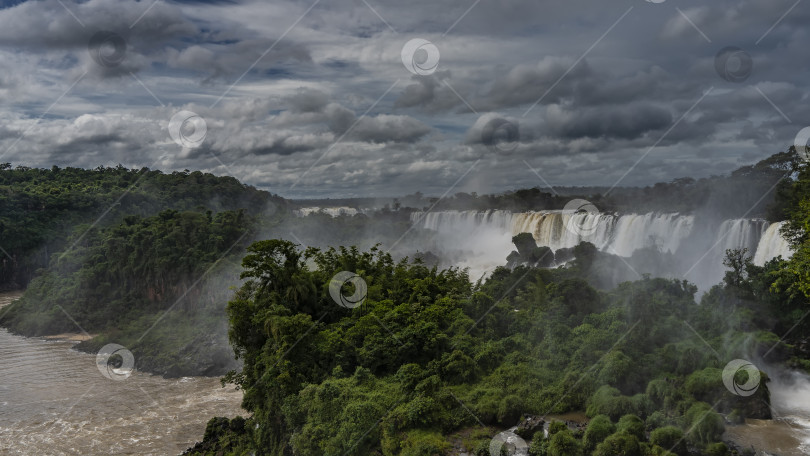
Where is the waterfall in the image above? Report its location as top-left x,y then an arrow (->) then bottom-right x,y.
410,210 -> 794,285
410,211 -> 516,281
513,212 -> 615,252
294,207 -> 360,217
716,219 -> 770,254
414,210 -> 697,258
754,221 -> 794,266
611,213 -> 695,256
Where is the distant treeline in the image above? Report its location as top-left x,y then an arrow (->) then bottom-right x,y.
297,150 -> 797,221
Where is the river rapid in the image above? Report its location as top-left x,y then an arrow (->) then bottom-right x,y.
0,291 -> 244,456
724,369 -> 810,456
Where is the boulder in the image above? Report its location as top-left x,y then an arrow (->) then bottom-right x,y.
514,415 -> 545,440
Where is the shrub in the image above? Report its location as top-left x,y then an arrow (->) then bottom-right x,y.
583,415 -> 615,451
704,442 -> 729,456
684,402 -> 725,445
593,432 -> 642,456
548,421 -> 568,436
645,411 -> 669,429
548,429 -> 582,456
399,430 -> 450,456
617,414 -> 645,441
497,395 -> 524,426
587,386 -> 635,421
649,426 -> 685,455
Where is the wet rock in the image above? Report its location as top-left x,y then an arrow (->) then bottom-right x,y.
514,415 -> 544,439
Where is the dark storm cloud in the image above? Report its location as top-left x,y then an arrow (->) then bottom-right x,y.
545,103 -> 673,140
0,0 -> 806,197
0,0 -> 194,49
348,115 -> 431,143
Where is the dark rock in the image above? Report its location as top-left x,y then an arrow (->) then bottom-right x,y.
515,414 -> 545,439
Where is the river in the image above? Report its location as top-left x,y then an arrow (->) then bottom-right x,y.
0,292 -> 244,456
724,369 -> 810,456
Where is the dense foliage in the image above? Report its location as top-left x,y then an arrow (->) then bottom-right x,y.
0,164 -> 285,375
0,164 -> 278,289
0,208 -> 257,375
184,236 -> 797,455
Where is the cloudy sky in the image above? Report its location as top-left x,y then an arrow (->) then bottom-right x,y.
0,0 -> 806,198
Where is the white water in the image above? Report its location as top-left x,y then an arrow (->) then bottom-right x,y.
410,210 -> 794,285
769,372 -> 810,454
754,221 -> 793,266
293,207 -> 361,217
509,211 -> 696,256
417,211 -> 515,282
725,370 -> 810,456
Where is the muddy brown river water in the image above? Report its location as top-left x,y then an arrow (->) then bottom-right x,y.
724,370 -> 810,456
0,292 -> 244,456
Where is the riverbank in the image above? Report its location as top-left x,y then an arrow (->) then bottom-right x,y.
0,289 -> 240,378
0,291 -> 245,456
43,332 -> 95,342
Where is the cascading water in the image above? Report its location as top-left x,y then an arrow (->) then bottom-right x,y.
410,210 -> 793,288
510,212 -> 697,256
716,219 -> 770,256
413,211 -> 515,281
725,368 -> 810,456
754,221 -> 794,266
293,207 -> 360,217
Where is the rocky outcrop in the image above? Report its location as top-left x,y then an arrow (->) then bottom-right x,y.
514,415 -> 545,440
